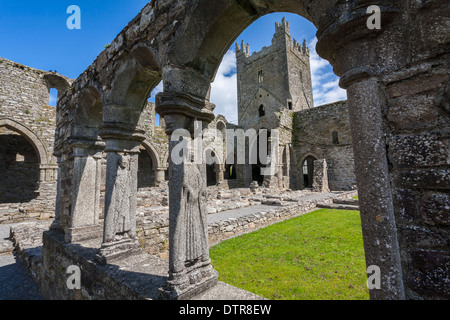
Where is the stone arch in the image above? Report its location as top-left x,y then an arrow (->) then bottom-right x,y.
0,118 -> 49,165
204,147 -> 222,187
138,140 -> 165,188
165,0 -> 320,98
215,119 -> 227,142
140,140 -> 161,170
73,86 -> 104,140
42,73 -> 71,100
301,154 -> 317,189
105,46 -> 162,128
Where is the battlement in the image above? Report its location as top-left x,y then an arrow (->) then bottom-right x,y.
236,18 -> 309,62
275,17 -> 290,35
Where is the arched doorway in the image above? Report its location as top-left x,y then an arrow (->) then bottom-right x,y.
0,119 -> 49,204
302,155 -> 316,189
206,163 -> 217,186
0,127 -> 40,203
137,146 -> 155,189
205,149 -> 220,187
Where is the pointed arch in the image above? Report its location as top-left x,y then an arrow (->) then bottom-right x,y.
0,118 -> 49,165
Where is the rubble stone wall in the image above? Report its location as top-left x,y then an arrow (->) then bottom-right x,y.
0,57 -> 71,223
292,101 -> 357,191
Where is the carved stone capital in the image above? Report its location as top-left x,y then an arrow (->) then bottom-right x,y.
68,138 -> 106,158
316,3 -> 401,85
155,92 -> 215,134
99,122 -> 146,153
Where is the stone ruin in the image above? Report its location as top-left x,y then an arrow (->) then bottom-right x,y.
1,0 -> 449,300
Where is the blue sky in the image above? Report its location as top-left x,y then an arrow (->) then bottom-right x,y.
0,1 -> 346,123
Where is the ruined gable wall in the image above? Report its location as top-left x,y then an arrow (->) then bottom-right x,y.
292,101 -> 356,191
0,57 -> 68,222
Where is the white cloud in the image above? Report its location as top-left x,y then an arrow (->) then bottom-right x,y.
210,50 -> 238,124
309,37 -> 347,106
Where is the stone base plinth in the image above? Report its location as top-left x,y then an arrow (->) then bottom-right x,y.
96,238 -> 141,265
158,260 -> 219,300
64,224 -> 102,243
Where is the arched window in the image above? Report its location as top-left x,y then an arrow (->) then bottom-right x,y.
259,105 -> 265,117
49,88 -> 58,107
258,70 -> 264,83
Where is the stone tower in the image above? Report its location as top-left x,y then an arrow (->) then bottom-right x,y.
235,17 -> 313,130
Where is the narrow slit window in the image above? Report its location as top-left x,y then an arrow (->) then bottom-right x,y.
332,131 -> 339,145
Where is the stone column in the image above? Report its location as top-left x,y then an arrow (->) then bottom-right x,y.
96,124 -> 145,264
315,3 -> 406,299
156,92 -> 218,300
217,164 -> 224,183
50,155 -> 62,232
64,139 -> 105,243
312,159 -> 330,193
155,167 -> 166,186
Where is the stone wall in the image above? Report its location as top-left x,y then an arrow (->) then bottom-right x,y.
292,101 -> 356,191
11,190 -> 357,300
0,57 -> 71,223
136,190 -> 358,257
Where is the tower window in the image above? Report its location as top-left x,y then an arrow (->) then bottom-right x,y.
259,105 -> 265,117
258,70 -> 264,83
288,102 -> 293,110
332,131 -> 339,144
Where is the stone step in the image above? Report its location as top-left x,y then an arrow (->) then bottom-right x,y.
333,198 -> 359,205
0,239 -> 14,255
317,203 -> 360,211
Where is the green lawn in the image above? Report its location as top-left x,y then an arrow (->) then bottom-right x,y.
209,208 -> 369,300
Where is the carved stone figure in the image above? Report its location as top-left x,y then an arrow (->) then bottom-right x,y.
113,154 -> 133,240
172,162 -> 209,272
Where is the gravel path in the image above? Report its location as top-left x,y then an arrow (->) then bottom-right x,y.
0,224 -> 44,300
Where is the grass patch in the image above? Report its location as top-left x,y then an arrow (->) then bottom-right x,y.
210,208 -> 369,300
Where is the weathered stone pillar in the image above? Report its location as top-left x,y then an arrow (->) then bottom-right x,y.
155,167 -> 166,186
312,159 -> 330,193
64,139 -> 105,243
156,92 -> 218,300
217,164 -> 225,184
96,124 -> 145,264
315,3 -> 406,299
50,155 -> 62,232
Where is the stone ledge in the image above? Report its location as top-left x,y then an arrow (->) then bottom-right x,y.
15,229 -> 263,300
